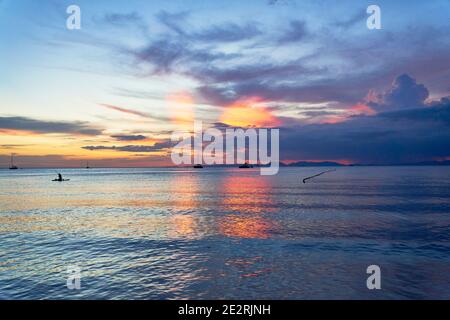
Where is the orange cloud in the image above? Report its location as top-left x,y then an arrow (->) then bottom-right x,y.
220,97 -> 280,127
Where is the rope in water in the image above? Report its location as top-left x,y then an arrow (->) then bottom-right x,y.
302,169 -> 336,184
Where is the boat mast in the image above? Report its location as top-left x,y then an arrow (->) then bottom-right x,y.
10,153 -> 14,167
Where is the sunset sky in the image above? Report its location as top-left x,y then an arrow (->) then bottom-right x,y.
1,0 -> 449,167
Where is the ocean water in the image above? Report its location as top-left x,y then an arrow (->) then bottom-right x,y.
0,166 -> 450,300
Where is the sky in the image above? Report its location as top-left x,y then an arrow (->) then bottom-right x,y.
0,0 -> 449,167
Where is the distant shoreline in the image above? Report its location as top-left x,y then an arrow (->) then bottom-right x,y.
1,161 -> 450,170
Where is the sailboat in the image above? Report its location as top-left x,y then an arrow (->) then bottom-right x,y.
86,161 -> 91,169
239,161 -> 253,169
9,154 -> 18,170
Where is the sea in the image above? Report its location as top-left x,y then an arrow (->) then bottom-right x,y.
1,166 -> 450,299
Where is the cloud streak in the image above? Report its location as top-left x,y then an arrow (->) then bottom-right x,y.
111,134 -> 147,141
82,140 -> 174,153
101,104 -> 150,118
0,117 -> 102,136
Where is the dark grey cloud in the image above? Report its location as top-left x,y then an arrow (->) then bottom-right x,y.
281,99 -> 450,164
189,30 -> 443,107
103,12 -> 142,25
334,10 -> 366,29
191,59 -> 316,84
0,144 -> 30,149
131,38 -> 238,75
93,11 -> 150,39
195,73 -> 367,106
211,122 -> 232,129
379,100 -> 450,125
193,22 -> 262,42
106,9 -> 450,111
82,140 -> 174,153
195,85 -> 235,106
122,11 -> 266,76
267,0 -> 294,6
278,20 -> 308,44
157,10 -> 261,42
192,31 -> 449,107
188,24 -> 449,107
100,104 -> 170,122
133,39 -> 187,74
300,110 -> 342,118
431,96 -> 450,107
0,117 -> 102,136
156,10 -> 190,36
111,135 -> 147,141
367,74 -> 430,112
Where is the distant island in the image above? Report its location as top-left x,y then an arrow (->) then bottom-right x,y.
283,160 -> 450,167
283,161 -> 345,167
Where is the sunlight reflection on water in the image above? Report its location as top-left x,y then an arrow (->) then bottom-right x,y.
1,167 -> 450,299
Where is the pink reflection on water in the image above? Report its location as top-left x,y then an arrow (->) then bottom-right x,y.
217,174 -> 277,239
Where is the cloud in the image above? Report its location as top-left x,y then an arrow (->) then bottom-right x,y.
193,25 -> 449,107
101,104 -> 150,118
157,10 -> 261,42
107,8 -> 449,112
334,10 -> 366,29
82,140 -> 174,153
100,103 -> 171,122
120,11 -> 264,76
278,20 -> 308,43
193,22 -> 262,42
379,99 -> 450,125
156,10 -> 190,36
133,38 -> 188,74
103,12 -> 142,25
267,0 -> 294,6
366,74 -> 430,111
300,110 -> 342,118
55,3 -> 448,114
129,38 -> 238,75
100,11 -> 149,37
195,73 -> 364,106
280,95 -> 450,164
192,59 -> 315,84
0,144 -> 30,149
0,117 -> 102,136
111,135 -> 147,141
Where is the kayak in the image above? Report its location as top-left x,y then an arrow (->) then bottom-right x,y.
52,179 -> 70,182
